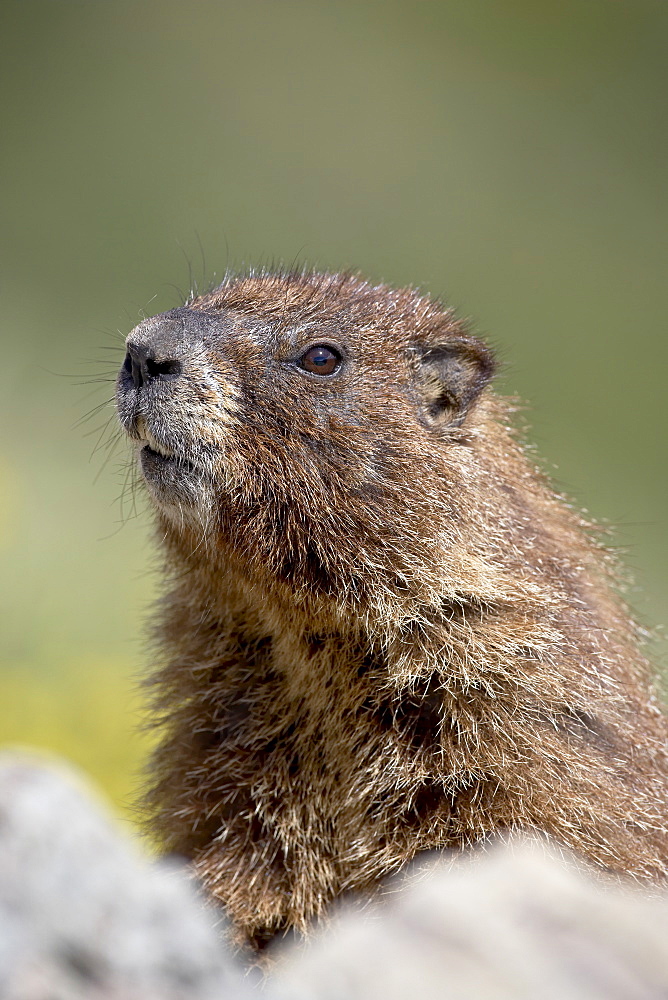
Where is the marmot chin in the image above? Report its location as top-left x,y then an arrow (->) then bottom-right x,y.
115,269 -> 668,952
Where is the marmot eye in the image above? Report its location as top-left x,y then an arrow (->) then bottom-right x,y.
298,345 -> 341,376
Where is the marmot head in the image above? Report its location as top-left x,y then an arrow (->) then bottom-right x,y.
116,271 -> 496,614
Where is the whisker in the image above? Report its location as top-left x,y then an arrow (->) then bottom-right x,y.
92,432 -> 122,485
75,396 -> 115,428
177,238 -> 196,302
196,231 -> 207,293
166,282 -> 187,306
73,376 -> 118,386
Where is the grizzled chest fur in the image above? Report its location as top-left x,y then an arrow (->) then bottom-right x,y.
166,613 -> 459,856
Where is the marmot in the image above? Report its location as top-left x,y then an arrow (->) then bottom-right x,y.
115,269 -> 668,951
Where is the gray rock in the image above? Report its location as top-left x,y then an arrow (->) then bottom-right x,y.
0,751 -> 251,1000
3,750 -> 668,999
273,839 -> 668,1000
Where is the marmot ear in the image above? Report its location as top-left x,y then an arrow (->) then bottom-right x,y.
413,336 -> 496,428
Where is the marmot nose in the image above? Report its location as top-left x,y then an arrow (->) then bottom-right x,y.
123,315 -> 187,391
123,342 -> 183,390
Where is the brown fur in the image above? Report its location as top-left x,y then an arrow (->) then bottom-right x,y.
115,269 -> 668,952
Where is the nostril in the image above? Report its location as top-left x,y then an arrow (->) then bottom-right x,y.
145,358 -> 182,380
123,349 -> 144,390
123,346 -> 182,390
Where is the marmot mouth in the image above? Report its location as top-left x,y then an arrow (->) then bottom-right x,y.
141,444 -> 197,475
142,443 -> 174,463
135,417 -> 199,477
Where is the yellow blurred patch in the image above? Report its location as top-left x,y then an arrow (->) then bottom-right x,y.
0,656 -> 157,839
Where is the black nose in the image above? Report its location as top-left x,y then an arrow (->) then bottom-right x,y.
123,341 -> 183,391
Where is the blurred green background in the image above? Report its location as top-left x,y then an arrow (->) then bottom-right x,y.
1,0 -> 666,827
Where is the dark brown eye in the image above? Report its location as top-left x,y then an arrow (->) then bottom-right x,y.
298,345 -> 341,376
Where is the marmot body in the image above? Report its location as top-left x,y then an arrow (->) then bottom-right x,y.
116,270 -> 668,951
